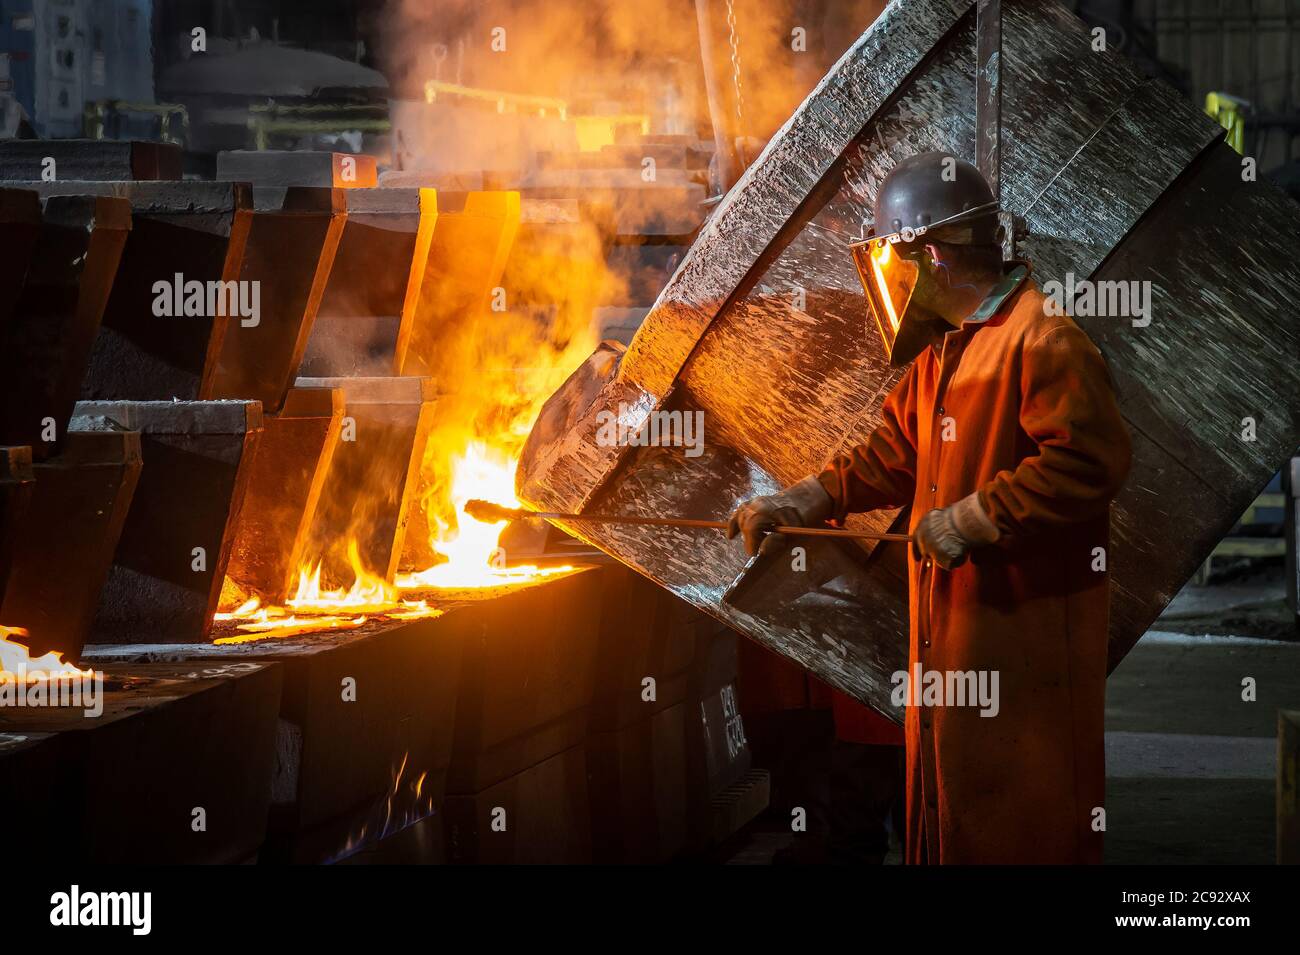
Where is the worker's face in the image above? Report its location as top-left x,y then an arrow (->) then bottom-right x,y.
851,237 -> 948,367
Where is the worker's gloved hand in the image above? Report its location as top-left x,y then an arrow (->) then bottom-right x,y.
914,491 -> 1000,570
727,476 -> 834,557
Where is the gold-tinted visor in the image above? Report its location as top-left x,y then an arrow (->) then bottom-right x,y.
851,238 -> 920,361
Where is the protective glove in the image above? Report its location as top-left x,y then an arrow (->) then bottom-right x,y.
914,491 -> 1000,570
727,476 -> 834,557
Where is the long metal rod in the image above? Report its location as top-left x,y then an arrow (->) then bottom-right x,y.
534,509 -> 912,543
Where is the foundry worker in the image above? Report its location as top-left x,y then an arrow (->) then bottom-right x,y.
727,152 -> 1132,864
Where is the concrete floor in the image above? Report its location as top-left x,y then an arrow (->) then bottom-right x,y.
1105,567 -> 1298,864
1104,634 -> 1294,863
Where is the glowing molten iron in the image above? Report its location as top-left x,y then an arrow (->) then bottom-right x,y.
0,625 -> 94,681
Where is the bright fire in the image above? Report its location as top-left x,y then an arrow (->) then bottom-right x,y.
395,441 -> 573,591
214,445 -> 577,640
290,540 -> 397,614
215,196 -> 605,641
0,625 -> 94,681
391,213 -> 607,598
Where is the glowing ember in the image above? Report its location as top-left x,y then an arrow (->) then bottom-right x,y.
388,600 -> 444,621
0,625 -> 94,681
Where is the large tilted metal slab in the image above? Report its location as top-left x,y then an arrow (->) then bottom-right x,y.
517,0 -> 1300,715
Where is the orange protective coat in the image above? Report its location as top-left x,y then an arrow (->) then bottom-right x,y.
817,271 -> 1132,864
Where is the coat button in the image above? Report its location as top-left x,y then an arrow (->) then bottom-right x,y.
937,406 -> 945,415
923,639 -> 931,648
929,484 -> 937,492
923,558 -> 932,569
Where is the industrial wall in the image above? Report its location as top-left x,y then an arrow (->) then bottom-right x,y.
1130,0 -> 1300,169
0,0 -> 155,138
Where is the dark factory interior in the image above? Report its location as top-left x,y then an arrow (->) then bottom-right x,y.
1,0 -> 1298,913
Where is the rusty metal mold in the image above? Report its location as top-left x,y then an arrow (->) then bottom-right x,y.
0,424 -> 141,660
0,447 -> 35,601
299,187 -> 439,377
76,400 -> 263,643
217,149 -> 378,189
0,194 -> 130,460
295,376 -> 436,587
0,188 -> 41,328
224,386 -> 344,603
0,660 -> 281,864
444,568 -> 602,794
86,608 -> 462,864
0,139 -> 182,181
443,744 -> 593,864
395,191 -> 521,377
15,181 -> 255,402
584,568 -> 759,862
209,187 -> 346,413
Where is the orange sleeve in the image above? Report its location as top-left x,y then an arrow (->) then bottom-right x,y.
980,323 -> 1132,540
816,364 -> 919,522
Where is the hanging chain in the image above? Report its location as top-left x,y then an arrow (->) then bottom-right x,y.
725,0 -> 745,133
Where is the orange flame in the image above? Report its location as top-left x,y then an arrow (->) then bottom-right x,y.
329,749 -> 436,862
0,625 -> 94,681
395,441 -> 575,591
216,185 -> 606,639
287,541 -> 397,614
216,540 -> 444,641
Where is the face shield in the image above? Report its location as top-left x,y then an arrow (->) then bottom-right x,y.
849,201 -> 999,367
852,237 -> 920,364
